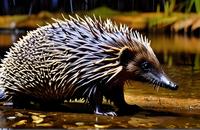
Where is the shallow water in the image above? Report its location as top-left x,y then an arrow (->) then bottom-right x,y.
1,104 -> 200,128
0,31 -> 200,128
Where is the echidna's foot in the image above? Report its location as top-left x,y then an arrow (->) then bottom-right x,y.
94,106 -> 117,116
118,104 -> 142,115
94,110 -> 117,116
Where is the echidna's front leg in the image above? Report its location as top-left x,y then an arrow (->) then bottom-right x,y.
112,86 -> 142,115
89,88 -> 117,116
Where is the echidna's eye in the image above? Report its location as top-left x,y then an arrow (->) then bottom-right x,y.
141,61 -> 151,72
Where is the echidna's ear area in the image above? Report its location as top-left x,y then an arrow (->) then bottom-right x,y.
119,47 -> 134,66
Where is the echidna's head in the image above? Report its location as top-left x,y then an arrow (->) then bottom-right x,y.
119,38 -> 178,91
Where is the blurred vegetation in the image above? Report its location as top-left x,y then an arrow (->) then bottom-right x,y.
185,0 -> 200,13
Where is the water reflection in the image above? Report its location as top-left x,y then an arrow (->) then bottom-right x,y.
150,34 -> 200,54
149,34 -> 200,69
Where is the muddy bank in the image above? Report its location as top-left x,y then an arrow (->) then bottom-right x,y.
125,94 -> 200,115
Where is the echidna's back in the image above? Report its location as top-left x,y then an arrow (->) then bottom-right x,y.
0,15 -> 122,103
0,20 -> 98,101
0,16 -> 146,103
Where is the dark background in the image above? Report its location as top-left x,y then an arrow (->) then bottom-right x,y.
0,0 -> 195,15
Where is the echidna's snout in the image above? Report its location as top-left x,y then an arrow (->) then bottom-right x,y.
132,60 -> 178,91
133,61 -> 178,90
160,74 -> 178,90
125,58 -> 178,91
144,71 -> 178,91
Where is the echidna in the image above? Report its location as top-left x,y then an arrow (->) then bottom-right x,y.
0,15 -> 178,116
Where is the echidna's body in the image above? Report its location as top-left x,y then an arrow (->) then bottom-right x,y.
0,15 -> 178,116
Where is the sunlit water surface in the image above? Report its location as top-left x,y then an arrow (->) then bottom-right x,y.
0,32 -> 200,128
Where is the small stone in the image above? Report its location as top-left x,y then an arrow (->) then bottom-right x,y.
75,122 -> 85,126
167,124 -> 176,128
39,114 -> 47,118
31,115 -> 44,124
94,124 -> 111,128
12,120 -> 27,127
36,123 -> 53,127
15,112 -> 24,117
28,112 -> 41,115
